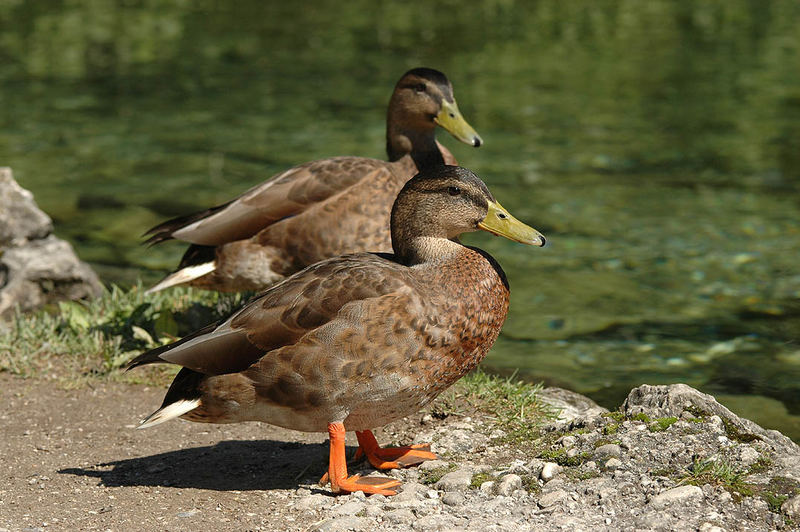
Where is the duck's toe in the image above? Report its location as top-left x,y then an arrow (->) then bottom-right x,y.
334,474 -> 401,496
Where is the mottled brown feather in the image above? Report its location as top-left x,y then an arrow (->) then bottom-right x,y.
145,68 -> 473,292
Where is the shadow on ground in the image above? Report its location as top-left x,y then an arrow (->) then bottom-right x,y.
59,439 -> 344,491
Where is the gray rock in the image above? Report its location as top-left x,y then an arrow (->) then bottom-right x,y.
393,481 -> 427,502
539,386 -> 608,424
648,485 -> 704,509
540,462 -> 561,482
384,508 -> 415,524
0,167 -> 52,246
623,384 -> 800,456
539,489 -> 568,508
595,444 -> 621,458
603,458 -> 622,470
479,480 -> 495,494
331,500 -> 366,516
311,515 -> 368,532
0,168 -> 102,319
783,494 -> 800,519
496,474 -> 523,496
441,491 -> 465,506
294,494 -> 332,510
435,468 -> 473,492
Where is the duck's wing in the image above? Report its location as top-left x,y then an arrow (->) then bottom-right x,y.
144,157 -> 391,246
127,254 -> 411,375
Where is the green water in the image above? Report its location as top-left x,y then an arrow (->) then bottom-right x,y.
2,1 -> 800,439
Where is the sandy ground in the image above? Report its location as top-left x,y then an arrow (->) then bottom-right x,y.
0,373 -> 386,531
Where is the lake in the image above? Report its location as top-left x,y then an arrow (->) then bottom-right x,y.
2,1 -> 799,439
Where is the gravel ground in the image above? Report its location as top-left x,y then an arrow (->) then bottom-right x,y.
2,374 -> 800,531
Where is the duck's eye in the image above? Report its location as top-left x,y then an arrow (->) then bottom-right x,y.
415,83 -> 426,93
448,186 -> 461,196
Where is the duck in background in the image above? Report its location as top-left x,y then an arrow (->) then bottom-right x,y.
129,165 -> 544,496
145,68 -> 482,293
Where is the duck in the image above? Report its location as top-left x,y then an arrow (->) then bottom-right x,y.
128,165 -> 544,496
144,68 -> 483,293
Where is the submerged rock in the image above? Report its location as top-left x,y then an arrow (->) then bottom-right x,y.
0,167 -> 102,319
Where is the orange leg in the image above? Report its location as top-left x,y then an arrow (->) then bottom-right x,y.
324,422 -> 400,496
354,429 -> 437,470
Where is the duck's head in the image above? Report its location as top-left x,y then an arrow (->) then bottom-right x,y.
391,166 -> 544,263
387,68 -> 482,160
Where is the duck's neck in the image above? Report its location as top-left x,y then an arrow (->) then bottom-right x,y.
393,236 -> 464,266
386,123 -> 445,170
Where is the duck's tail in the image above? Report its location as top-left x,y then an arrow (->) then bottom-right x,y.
138,398 -> 201,429
145,262 -> 216,294
146,244 -> 217,294
136,368 -> 205,429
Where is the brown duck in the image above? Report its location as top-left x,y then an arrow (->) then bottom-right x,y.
128,165 -> 544,496
145,68 -> 482,293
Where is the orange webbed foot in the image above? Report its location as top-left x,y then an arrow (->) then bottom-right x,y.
355,430 -> 437,470
334,473 -> 401,496
324,422 -> 401,496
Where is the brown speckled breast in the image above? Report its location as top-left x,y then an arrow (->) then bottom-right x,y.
187,246 -> 509,432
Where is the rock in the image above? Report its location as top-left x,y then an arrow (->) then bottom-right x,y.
538,489 -> 568,508
540,387 -> 608,424
783,494 -> 800,519
393,481 -> 427,502
0,168 -> 102,319
698,524 -> 726,532
441,492 -> 465,506
418,459 -> 447,471
540,462 -> 561,482
479,480 -> 495,494
384,508 -> 415,524
595,444 -> 621,458
433,428 -> 488,453
434,468 -> 473,492
294,494 -> 332,511
496,474 -> 523,496
330,500 -> 366,516
603,458 -> 622,470
648,485 -> 704,509
623,384 -> 799,456
0,167 -> 52,246
311,515 -> 368,532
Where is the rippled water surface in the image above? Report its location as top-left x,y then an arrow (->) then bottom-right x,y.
2,1 -> 800,438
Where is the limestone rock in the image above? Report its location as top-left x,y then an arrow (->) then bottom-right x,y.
0,168 -> 102,319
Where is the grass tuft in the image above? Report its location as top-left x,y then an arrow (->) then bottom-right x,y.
0,284 -> 245,385
444,369 -> 559,444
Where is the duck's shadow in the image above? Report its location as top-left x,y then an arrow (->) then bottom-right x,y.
59,440 -> 352,492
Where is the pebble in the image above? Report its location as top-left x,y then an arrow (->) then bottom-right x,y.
540,462 -> 561,482
648,485 -> 704,509
311,515 -> 368,532
539,489 -> 568,508
331,500 -> 366,516
480,480 -> 495,494
442,492 -> 466,506
435,468 -> 473,492
595,444 -> 621,458
604,458 -> 622,470
496,474 -> 523,496
782,494 -> 800,519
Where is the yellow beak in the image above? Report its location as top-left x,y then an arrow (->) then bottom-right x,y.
435,100 -> 483,148
478,201 -> 545,247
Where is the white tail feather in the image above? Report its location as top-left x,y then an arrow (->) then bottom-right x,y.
137,398 -> 201,429
145,262 -> 216,294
